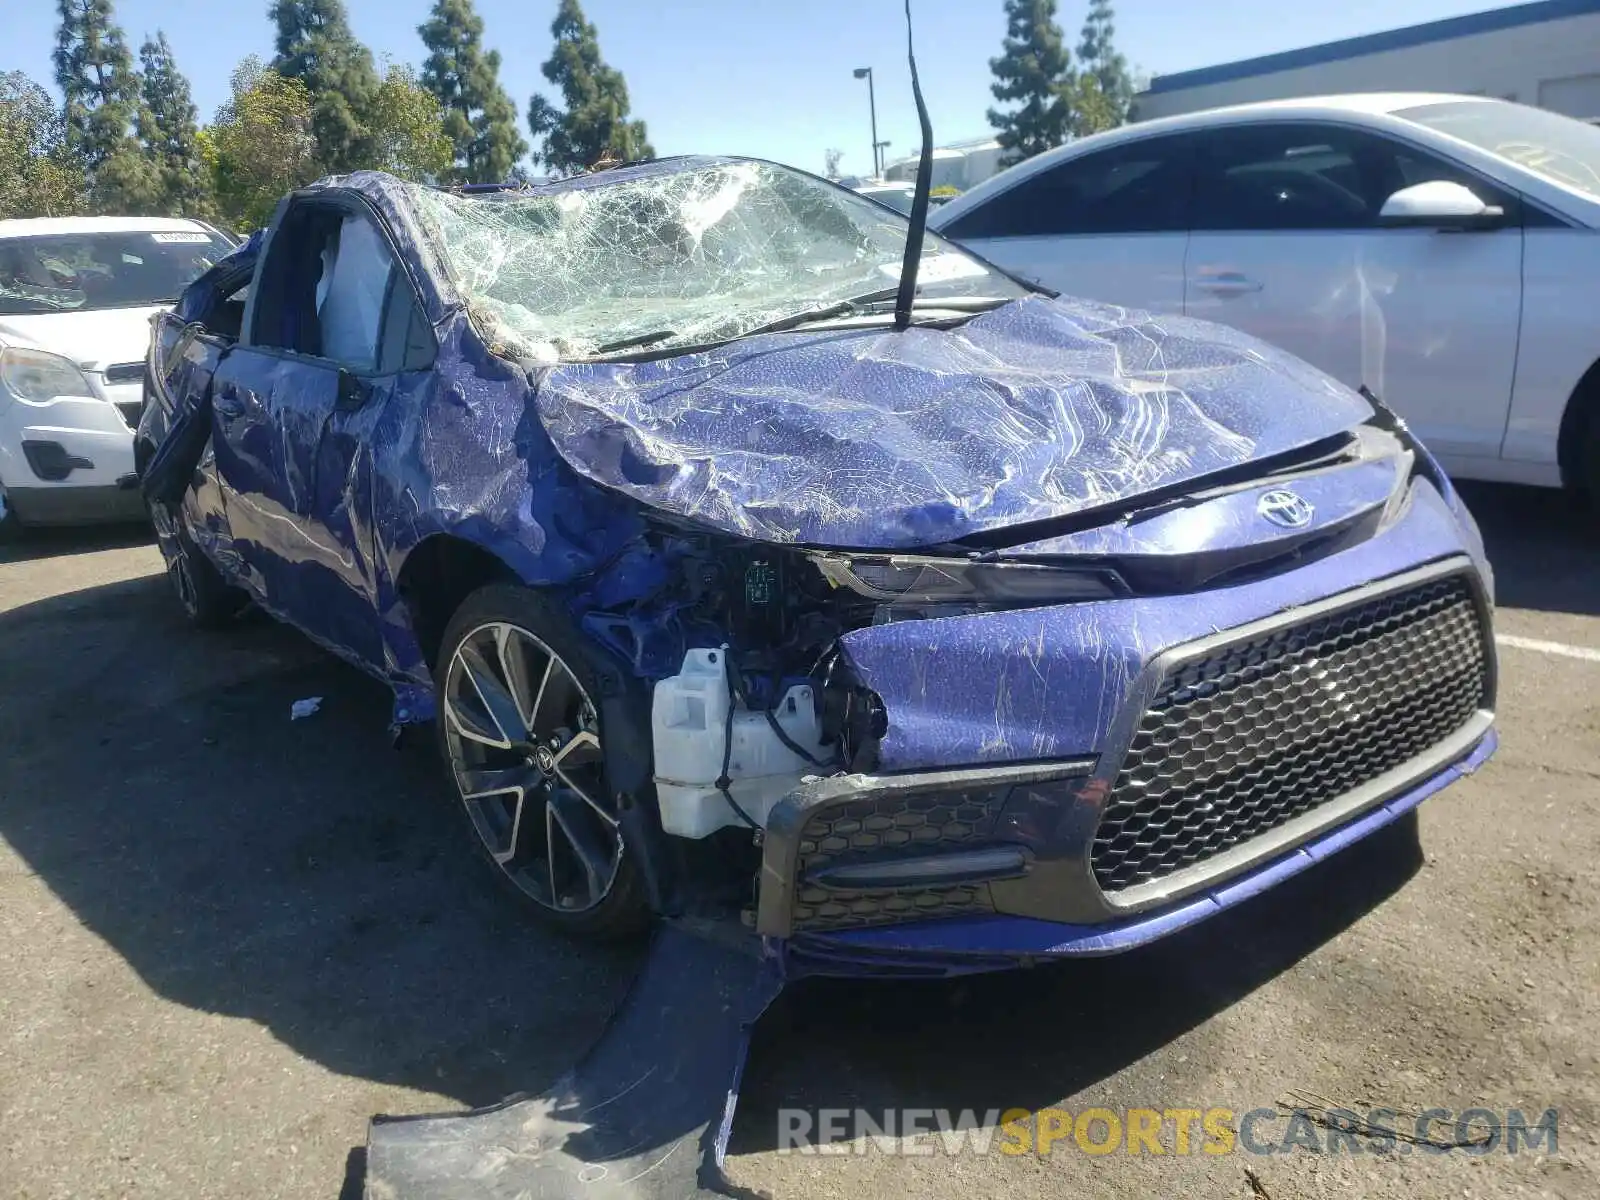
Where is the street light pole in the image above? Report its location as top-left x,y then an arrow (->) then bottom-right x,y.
853,66 -> 879,176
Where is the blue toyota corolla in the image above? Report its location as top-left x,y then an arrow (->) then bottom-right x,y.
138,157 -> 1497,978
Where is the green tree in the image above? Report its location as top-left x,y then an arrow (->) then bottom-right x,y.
54,0 -> 157,210
1074,0 -> 1133,134
269,0 -> 380,172
0,71 -> 89,218
419,0 -> 527,183
986,0 -> 1075,165
367,62 -> 453,181
207,56 -> 318,232
526,0 -> 653,175
136,32 -> 210,215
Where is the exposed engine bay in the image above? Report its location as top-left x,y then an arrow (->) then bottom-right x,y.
566,418 -> 1428,847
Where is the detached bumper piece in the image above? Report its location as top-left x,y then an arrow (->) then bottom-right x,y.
363,925 -> 781,1200
758,559 -> 1496,966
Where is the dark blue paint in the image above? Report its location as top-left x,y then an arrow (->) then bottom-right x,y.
538,292 -> 1373,548
842,479 -> 1481,772
1145,0 -> 1600,95
140,165 -> 1498,970
995,456 -> 1401,560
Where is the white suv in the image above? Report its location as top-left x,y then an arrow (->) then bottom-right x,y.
0,216 -> 234,534
930,94 -> 1600,498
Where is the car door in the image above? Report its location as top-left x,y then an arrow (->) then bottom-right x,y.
1184,121 -> 1523,463
142,256 -> 259,551
937,134 -> 1195,313
209,196 -> 428,668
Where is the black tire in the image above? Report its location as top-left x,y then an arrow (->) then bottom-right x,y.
434,583 -> 650,941
0,482 -> 21,544
1583,414 -> 1600,510
148,500 -> 246,628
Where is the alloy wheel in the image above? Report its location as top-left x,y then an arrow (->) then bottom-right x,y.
441,621 -> 622,913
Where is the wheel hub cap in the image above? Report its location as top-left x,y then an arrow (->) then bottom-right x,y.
440,621 -> 621,915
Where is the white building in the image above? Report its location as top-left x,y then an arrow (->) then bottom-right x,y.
1136,0 -> 1600,122
883,137 -> 1005,191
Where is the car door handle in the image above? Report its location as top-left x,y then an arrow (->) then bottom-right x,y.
1193,272 -> 1263,296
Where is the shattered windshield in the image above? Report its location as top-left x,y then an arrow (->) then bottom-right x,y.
408,159 -> 1025,362
0,230 -> 234,315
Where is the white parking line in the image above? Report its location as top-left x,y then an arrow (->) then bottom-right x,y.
1496,633 -> 1600,664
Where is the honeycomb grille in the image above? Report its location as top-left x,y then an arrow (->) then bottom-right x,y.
1092,574 -> 1489,894
792,791 -> 1003,932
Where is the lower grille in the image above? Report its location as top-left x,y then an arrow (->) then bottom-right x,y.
1092,573 -> 1489,895
792,791 -> 1003,932
114,400 -> 143,429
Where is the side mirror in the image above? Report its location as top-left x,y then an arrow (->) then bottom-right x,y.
1379,180 -> 1504,227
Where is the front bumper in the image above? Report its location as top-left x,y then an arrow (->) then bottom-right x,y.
755,541 -> 1497,976
1,378 -> 141,527
770,728 -> 1495,978
5,479 -> 146,526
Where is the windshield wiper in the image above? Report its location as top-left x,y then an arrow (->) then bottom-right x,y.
594,329 -> 677,354
732,288 -> 1008,343
732,287 -> 899,341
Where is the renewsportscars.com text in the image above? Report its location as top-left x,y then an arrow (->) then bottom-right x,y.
776,1106 -> 1560,1156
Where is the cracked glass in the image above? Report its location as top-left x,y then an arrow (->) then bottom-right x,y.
407,158 -> 1024,362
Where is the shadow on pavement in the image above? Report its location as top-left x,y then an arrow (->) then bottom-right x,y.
1458,481 -> 1600,617
0,543 -> 1437,1182
0,520 -> 153,563
0,569 -> 641,1111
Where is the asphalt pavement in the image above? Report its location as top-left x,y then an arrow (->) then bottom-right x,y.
0,481 -> 1596,1200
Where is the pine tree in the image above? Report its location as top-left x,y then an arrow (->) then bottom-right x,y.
54,0 -> 157,210
986,0 -> 1075,166
526,0 -> 652,175
269,0 -> 381,173
136,33 -> 209,215
419,0 -> 527,184
1075,0 -> 1133,135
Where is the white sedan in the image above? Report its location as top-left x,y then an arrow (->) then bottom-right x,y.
0,215 -> 234,535
930,93 -> 1600,497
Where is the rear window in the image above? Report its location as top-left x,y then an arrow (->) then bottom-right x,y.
1397,100 -> 1600,200
0,229 -> 235,315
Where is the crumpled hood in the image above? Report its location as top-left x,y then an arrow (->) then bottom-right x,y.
533,294 -> 1374,549
0,306 -> 165,371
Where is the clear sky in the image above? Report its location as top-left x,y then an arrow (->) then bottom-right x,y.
7,0 -> 1504,177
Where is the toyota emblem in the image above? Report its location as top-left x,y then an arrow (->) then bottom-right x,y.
1257,488 -> 1314,529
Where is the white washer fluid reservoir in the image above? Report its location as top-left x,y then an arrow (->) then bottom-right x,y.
651,648 -> 828,838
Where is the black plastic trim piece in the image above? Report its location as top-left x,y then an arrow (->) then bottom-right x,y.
756,759 -> 1097,937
